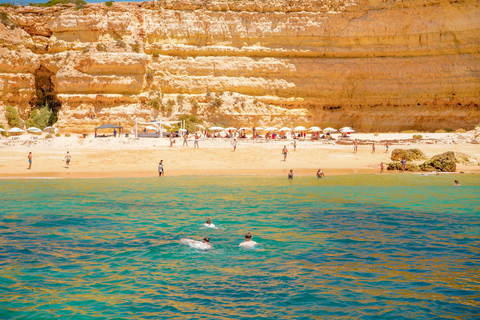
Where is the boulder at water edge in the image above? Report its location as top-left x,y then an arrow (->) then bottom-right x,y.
391,149 -> 427,161
420,151 -> 457,172
387,161 -> 421,171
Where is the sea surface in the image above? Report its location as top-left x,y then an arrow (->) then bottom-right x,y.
0,175 -> 479,319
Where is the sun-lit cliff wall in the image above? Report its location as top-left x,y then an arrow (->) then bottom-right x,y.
0,0 -> 479,132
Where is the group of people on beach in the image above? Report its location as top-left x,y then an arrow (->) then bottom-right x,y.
181,218 -> 258,250
25,151 -> 71,170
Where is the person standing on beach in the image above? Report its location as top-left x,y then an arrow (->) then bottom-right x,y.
232,138 -> 237,152
113,129 -> 117,138
282,145 -> 288,161
380,162 -> 384,173
385,142 -> 389,153
170,134 -> 175,147
194,133 -> 199,149
371,142 -> 375,154
27,152 -> 32,169
158,160 -> 164,177
401,157 -> 407,172
64,151 -> 71,168
293,140 -> 297,151
183,133 -> 188,146
316,168 -> 325,178
288,169 -> 294,179
353,139 -> 358,153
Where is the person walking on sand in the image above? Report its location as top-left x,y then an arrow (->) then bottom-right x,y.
401,157 -> 407,172
316,168 -> 325,178
385,142 -> 389,153
288,169 -> 294,179
64,151 -> 71,168
371,142 -> 375,154
183,133 -> 188,146
27,152 -> 32,169
282,145 -> 288,161
354,139 -> 358,153
232,138 -> 237,152
158,160 -> 164,177
170,134 -> 175,147
293,140 -> 297,151
194,133 -> 199,149
380,162 -> 384,173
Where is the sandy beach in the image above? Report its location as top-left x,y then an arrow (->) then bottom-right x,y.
1,132 -> 479,179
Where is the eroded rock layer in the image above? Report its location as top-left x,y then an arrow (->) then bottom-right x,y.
0,0 -> 479,132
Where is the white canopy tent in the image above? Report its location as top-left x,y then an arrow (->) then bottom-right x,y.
135,119 -> 180,138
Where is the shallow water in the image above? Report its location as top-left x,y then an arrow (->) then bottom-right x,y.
1,175 -> 479,319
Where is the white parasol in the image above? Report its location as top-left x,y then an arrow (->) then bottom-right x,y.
8,127 -> 24,133
264,127 -> 278,131
308,126 -> 322,132
323,127 -> 337,133
279,127 -> 292,131
209,127 -> 224,131
27,127 -> 42,133
294,126 -> 307,131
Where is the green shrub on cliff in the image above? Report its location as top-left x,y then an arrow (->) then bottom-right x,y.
30,0 -> 86,10
6,105 -> 21,128
25,105 -> 54,130
0,124 -> 5,137
105,1 -> 114,7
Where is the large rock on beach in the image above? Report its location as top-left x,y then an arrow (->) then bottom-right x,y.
454,152 -> 478,166
390,149 -> 427,162
387,161 -> 420,172
420,151 -> 457,172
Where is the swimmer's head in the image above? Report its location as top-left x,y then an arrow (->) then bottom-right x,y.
206,218 -> 211,224
245,232 -> 252,240
203,237 -> 210,243
454,180 -> 459,184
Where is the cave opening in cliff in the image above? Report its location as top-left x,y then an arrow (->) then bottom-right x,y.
32,66 -> 61,125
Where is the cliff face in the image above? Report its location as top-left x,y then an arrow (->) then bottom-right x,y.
0,0 -> 479,132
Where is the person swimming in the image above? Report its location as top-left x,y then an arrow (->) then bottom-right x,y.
239,232 -> 258,248
203,218 -> 217,228
180,237 -> 212,250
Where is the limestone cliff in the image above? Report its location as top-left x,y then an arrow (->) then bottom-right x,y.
0,0 -> 479,132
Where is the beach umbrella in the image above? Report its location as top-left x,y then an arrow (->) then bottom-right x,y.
323,127 -> 337,133
264,127 -> 277,131
254,127 -> 265,131
294,126 -> 307,131
308,126 -> 322,132
209,126 -> 224,131
279,127 -> 292,131
43,126 -> 56,133
224,127 -> 237,131
27,127 -> 42,133
340,128 -> 355,133
145,125 -> 158,131
238,127 -> 252,131
8,127 -> 24,133
0,128 -> 5,132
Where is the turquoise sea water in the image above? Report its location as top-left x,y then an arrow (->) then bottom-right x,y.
1,175 -> 479,319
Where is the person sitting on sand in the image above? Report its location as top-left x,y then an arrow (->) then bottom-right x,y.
239,232 -> 258,248
316,168 -> 325,178
204,218 -> 216,228
288,169 -> 293,179
454,180 -> 461,186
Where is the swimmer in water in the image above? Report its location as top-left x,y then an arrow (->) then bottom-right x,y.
203,218 -> 217,228
239,232 -> 258,248
453,180 -> 461,186
288,169 -> 293,179
316,168 -> 325,178
180,237 -> 212,250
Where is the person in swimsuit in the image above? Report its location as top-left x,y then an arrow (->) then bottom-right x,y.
353,139 -> 358,153
401,157 -> 407,172
27,152 -> 32,169
158,160 -> 164,177
371,142 -> 375,154
65,151 -> 71,168
232,138 -> 237,152
316,168 -> 325,178
183,133 -> 188,146
203,218 -> 216,228
380,162 -> 384,173
454,180 -> 461,186
293,140 -> 297,151
288,169 -> 293,179
239,232 -> 258,248
194,133 -> 199,148
170,134 -> 175,147
282,146 -> 288,161
180,237 -> 212,250
385,142 -> 389,153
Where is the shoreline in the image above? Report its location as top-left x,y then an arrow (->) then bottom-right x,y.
1,133 -> 479,180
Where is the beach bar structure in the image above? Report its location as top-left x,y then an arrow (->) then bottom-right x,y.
95,124 -> 123,137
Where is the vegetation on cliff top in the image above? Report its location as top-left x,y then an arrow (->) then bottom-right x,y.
29,0 -> 86,10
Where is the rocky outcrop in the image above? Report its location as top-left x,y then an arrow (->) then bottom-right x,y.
420,151 -> 457,172
0,0 -> 479,132
391,149 -> 427,162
